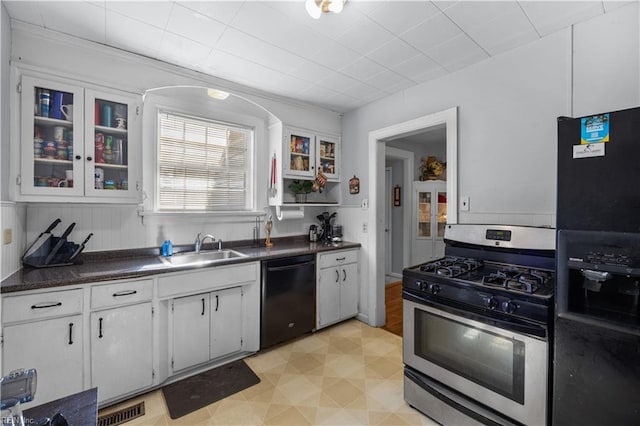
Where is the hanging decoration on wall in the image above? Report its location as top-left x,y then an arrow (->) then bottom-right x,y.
393,185 -> 401,206
419,156 -> 446,181
349,175 -> 360,194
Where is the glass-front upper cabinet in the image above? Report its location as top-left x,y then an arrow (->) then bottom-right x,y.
284,127 -> 316,178
18,75 -> 139,202
20,76 -> 85,197
316,134 -> 340,182
84,89 -> 135,198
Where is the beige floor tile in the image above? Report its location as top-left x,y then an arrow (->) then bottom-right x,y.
101,319 -> 438,426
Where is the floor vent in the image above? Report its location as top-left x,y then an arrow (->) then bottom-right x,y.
97,401 -> 145,426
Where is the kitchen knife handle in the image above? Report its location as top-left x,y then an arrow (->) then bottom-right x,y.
31,302 -> 62,309
98,317 -> 103,338
68,322 -> 74,345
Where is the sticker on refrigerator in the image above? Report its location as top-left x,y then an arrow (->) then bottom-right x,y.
581,114 -> 609,144
573,142 -> 605,159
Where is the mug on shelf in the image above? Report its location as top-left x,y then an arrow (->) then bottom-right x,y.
49,91 -> 65,120
102,104 -> 113,128
61,104 -> 73,121
53,126 -> 65,142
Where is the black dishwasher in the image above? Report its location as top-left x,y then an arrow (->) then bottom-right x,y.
261,254 -> 316,349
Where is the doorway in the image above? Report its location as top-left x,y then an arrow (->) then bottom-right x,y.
367,107 -> 458,327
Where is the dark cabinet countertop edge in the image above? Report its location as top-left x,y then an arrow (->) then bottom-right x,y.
1,237 -> 361,294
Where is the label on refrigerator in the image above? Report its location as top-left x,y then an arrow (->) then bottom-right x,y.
581,114 -> 610,144
573,142 -> 605,159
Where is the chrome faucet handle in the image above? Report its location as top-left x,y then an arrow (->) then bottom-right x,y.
218,239 -> 223,251
194,233 -> 202,252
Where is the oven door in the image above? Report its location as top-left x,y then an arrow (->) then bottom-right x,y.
403,297 -> 548,426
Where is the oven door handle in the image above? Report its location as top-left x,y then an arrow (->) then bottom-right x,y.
404,290 -> 547,338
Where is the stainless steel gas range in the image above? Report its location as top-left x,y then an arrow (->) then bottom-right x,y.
402,224 -> 555,426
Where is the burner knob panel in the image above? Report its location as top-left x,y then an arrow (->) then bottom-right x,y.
502,301 -> 518,314
428,284 -> 441,295
484,296 -> 499,310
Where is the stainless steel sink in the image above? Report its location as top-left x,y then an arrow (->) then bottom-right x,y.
159,249 -> 247,266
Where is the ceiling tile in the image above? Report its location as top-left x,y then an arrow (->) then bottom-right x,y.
39,1 -> 105,44
391,53 -> 445,82
105,1 -> 174,30
426,33 -> 489,72
443,1 -> 516,33
342,81 -> 379,100
367,1 -> 440,34
520,1 -> 605,36
216,28 -> 307,75
337,16 -> 395,55
400,11 -> 463,54
602,0 -> 637,13
165,3 -> 227,47
287,59 -> 340,86
106,10 -> 164,56
364,69 -> 413,92
316,71 -> 362,93
3,1 -> 45,27
176,0 -> 244,24
157,31 -> 212,70
366,37 -> 421,69
339,56 -> 387,82
465,8 -> 539,56
310,41 -> 360,71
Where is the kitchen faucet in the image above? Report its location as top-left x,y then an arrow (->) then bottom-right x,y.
194,233 -> 216,253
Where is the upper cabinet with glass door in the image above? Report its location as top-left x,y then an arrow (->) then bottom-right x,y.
283,127 -> 340,181
17,74 -> 140,203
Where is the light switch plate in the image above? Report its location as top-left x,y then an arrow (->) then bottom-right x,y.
460,196 -> 470,211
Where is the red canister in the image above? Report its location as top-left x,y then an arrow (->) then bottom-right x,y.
95,133 -> 105,163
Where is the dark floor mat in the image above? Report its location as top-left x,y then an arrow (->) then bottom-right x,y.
161,359 -> 260,419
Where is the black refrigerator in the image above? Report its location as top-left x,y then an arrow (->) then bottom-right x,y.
554,106 -> 640,425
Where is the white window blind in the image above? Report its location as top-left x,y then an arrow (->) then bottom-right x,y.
158,111 -> 252,211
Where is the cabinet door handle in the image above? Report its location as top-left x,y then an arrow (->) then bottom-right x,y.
31,302 -> 62,309
215,295 -> 219,312
336,257 -> 346,261
98,317 -> 103,338
86,156 -> 93,161
113,290 -> 137,297
201,298 -> 206,316
335,270 -> 340,283
343,269 -> 346,281
68,322 -> 74,345
75,155 -> 82,160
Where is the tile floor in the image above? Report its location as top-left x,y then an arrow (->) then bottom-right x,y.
100,319 -> 437,425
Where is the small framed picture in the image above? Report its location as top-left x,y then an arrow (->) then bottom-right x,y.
393,185 -> 401,206
349,175 -> 360,194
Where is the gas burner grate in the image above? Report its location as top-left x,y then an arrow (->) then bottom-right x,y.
481,268 -> 550,294
419,257 -> 484,278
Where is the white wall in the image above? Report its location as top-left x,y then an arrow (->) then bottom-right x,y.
340,3 -> 639,326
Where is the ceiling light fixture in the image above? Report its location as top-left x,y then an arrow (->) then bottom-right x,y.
305,0 -> 345,19
207,88 -> 230,100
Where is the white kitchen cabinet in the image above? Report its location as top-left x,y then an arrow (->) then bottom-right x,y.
90,279 -> 153,404
1,289 -> 84,408
411,180 -> 447,265
210,286 -> 243,360
171,293 -> 211,372
170,287 -> 243,373
17,73 -> 140,203
316,249 -> 359,329
283,127 -> 340,182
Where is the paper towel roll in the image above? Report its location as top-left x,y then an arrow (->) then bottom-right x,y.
275,206 -> 304,221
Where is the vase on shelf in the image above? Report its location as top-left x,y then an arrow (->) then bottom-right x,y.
295,193 -> 308,203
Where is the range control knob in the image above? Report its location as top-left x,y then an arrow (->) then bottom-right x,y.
502,301 -> 518,314
416,281 -> 428,292
484,296 -> 499,310
428,284 -> 441,295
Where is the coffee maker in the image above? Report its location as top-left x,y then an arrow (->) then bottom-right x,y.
316,212 -> 338,242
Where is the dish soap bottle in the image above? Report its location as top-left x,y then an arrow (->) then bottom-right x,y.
161,240 -> 173,257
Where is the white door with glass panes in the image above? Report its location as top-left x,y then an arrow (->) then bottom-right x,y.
284,127 -> 316,179
411,181 -> 447,265
316,133 -> 340,181
18,74 -> 139,202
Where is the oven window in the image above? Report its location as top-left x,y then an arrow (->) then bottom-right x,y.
415,308 -> 525,403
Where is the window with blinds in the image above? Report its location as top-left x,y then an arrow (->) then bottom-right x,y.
158,111 -> 253,211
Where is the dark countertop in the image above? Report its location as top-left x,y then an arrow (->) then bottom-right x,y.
23,387 -> 97,426
1,236 -> 360,294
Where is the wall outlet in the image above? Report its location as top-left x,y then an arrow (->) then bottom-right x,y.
3,228 -> 12,245
361,199 -> 368,209
460,196 -> 470,211
362,222 -> 368,233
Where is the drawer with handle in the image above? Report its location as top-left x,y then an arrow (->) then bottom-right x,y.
2,289 -> 83,323
318,249 -> 359,269
91,279 -> 153,310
